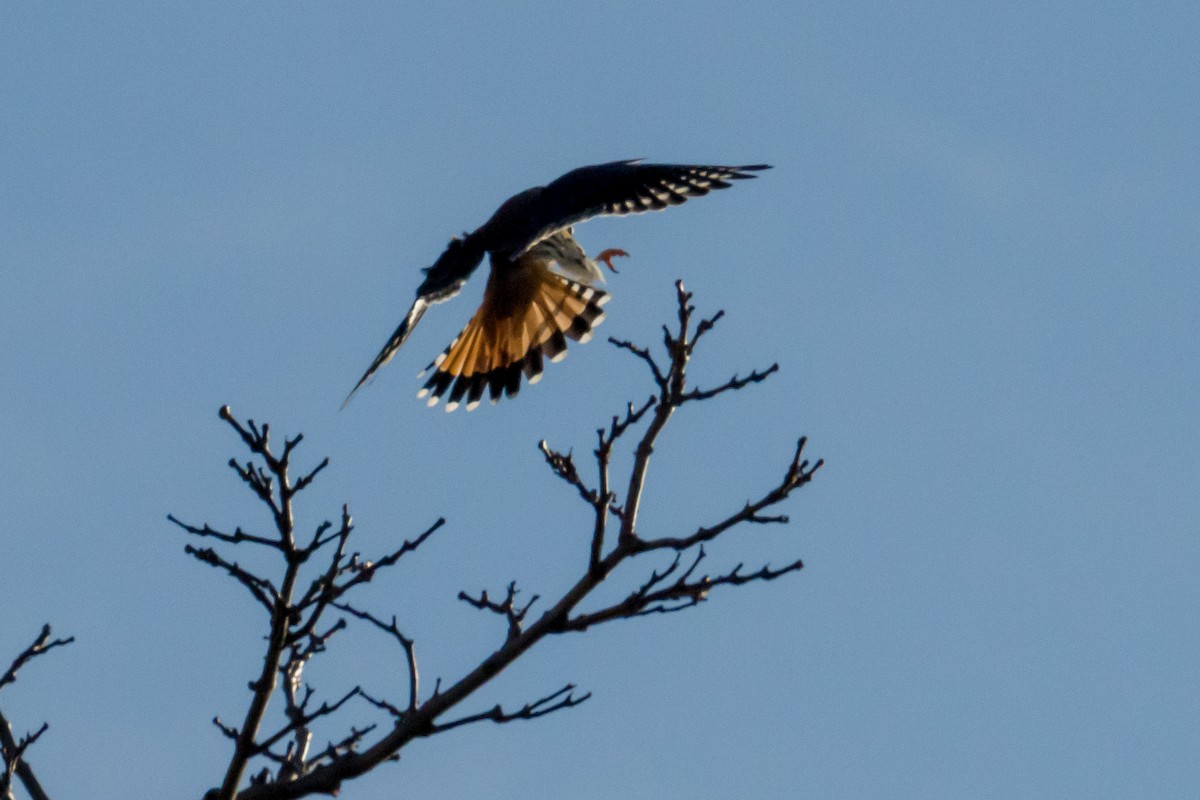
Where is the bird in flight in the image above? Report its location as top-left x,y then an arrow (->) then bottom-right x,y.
346,159 -> 770,411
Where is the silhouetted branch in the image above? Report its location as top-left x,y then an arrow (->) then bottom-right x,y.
1,722 -> 47,799
635,437 -> 823,553
677,362 -> 780,403
538,441 -> 596,504
0,627 -> 73,693
426,684 -> 591,734
167,516 -> 280,548
304,723 -> 381,770
213,717 -> 240,741
458,582 -> 541,641
688,308 -> 725,350
1,624 -> 72,800
178,407 -> 446,800
608,337 -> 667,390
184,544 -> 278,613
257,686 -> 362,762
564,549 -> 807,631
185,282 -> 819,800
332,603 -> 419,714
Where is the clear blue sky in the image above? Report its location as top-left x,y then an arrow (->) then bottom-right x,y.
2,3 -> 1197,798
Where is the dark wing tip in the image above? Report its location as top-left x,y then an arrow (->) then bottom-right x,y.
731,163 -> 772,177
342,298 -> 430,409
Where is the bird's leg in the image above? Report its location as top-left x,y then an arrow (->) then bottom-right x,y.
596,248 -> 629,273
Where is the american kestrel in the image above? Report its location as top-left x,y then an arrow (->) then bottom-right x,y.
346,159 -> 769,411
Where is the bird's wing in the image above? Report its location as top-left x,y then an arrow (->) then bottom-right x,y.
512,160 -> 771,256
343,234 -> 486,405
346,161 -> 769,406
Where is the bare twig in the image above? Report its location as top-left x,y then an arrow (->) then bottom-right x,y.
635,437 -> 823,553
538,441 -> 596,505
166,516 -> 280,549
184,544 -> 279,613
426,684 -> 591,734
332,603 -> 420,714
563,552 -> 807,631
0,625 -> 73,800
257,686 -> 363,760
608,338 -> 668,390
304,724 -> 380,769
0,627 -> 73,693
458,582 -> 541,641
1,722 -> 47,799
677,362 -> 780,403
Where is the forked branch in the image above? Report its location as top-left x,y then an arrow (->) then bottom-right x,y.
0,624 -> 73,800
185,282 -> 819,800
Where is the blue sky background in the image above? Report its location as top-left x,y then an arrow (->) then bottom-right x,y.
2,3 -> 1197,798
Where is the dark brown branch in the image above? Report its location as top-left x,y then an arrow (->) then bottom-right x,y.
688,308 -> 725,351
203,407 -> 315,800
292,458 -> 329,495
608,337 -> 668,389
538,441 -> 596,504
291,620 -> 346,664
294,515 -> 444,636
0,627 -> 73,692
166,516 -> 280,549
425,684 -> 591,735
635,437 -> 823,553
600,396 -> 658,446
583,396 -> 657,570
677,362 -> 780,403
564,551 -> 806,631
192,282 -> 819,800
184,544 -> 278,614
332,603 -> 419,714
1,722 -> 48,798
458,582 -> 540,641
304,723 -> 380,770
213,717 -> 240,740
181,407 -> 451,799
256,687 -> 363,758
359,690 -> 405,720
1,625 -> 72,800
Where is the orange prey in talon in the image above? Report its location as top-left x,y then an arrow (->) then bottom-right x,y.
344,160 -> 770,411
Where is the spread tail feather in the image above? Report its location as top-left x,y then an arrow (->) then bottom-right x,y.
419,274 -> 609,411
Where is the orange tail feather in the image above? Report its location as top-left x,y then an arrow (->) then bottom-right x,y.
419,273 -> 610,411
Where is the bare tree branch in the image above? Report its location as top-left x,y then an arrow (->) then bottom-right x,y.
184,544 -> 279,613
608,337 -> 668,390
331,603 -> 420,715
677,362 -> 780,403
0,625 -> 73,800
0,629 -> 72,695
303,723 -> 380,770
458,582 -> 541,641
1,722 -> 48,800
564,550 -> 807,631
634,437 -> 823,553
167,516 -> 280,549
426,684 -> 591,735
537,441 -> 596,505
183,282 -> 820,800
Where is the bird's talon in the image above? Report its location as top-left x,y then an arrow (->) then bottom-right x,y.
597,248 -> 629,273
